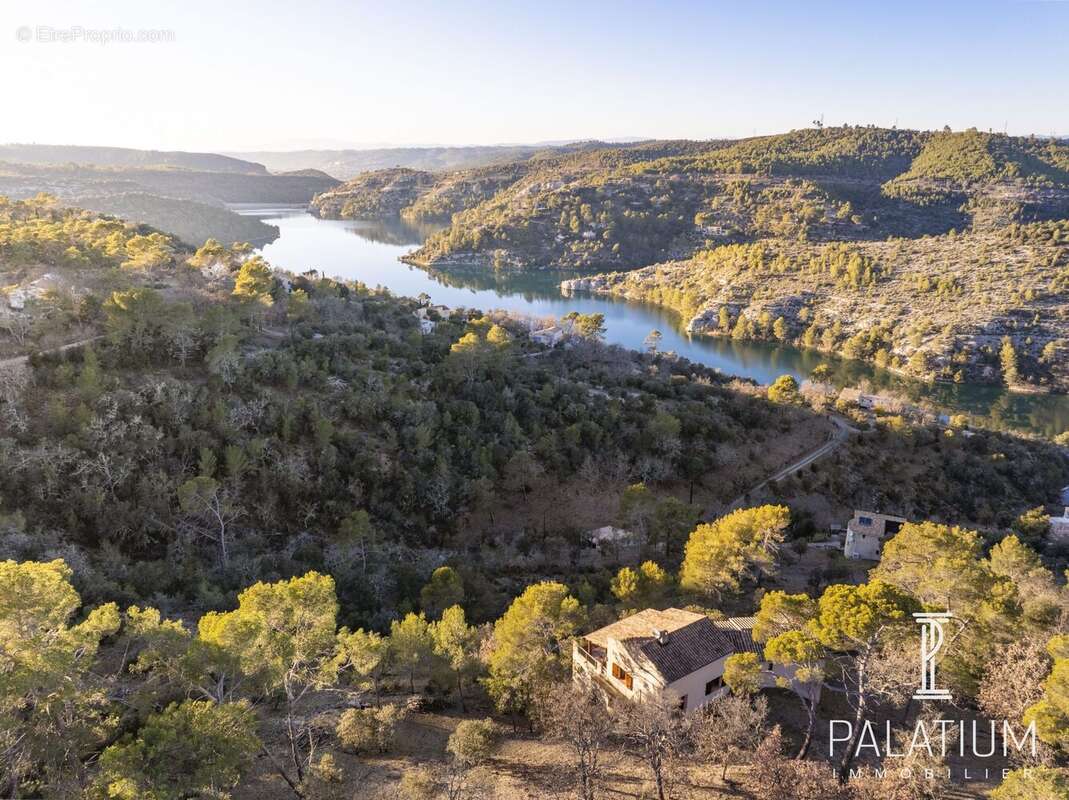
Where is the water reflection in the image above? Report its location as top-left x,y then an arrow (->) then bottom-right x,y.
344,217 -> 445,247
236,207 -> 1069,438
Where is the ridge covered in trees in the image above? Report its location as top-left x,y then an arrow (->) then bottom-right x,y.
563,219 -> 1069,391
305,127 -> 1069,396
311,126 -> 1069,273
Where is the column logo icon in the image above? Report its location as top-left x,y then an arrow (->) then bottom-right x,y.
913,612 -> 953,701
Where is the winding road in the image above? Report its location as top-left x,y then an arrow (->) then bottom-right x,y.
719,415 -> 860,514
0,335 -> 104,371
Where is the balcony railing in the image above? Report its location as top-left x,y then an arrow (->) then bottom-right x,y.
574,640 -> 606,672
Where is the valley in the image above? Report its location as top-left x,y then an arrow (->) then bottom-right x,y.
8,5 -> 1069,797
307,128 -> 1069,397
2,195 -> 1067,800
2,133 -> 1069,800
250,207 -> 1069,437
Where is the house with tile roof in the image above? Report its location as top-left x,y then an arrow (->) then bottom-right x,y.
1051,507 -> 1069,541
572,608 -> 815,713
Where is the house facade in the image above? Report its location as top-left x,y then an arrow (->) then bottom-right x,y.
843,510 -> 907,560
413,304 -> 450,334
572,608 -> 810,714
1051,508 -> 1069,541
530,325 -> 565,346
584,526 -> 642,564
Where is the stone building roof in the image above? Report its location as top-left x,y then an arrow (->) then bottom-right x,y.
584,608 -> 739,684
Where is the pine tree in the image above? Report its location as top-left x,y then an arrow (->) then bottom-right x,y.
1000,336 -> 1020,385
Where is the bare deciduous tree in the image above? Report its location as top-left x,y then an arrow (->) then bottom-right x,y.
693,692 -> 768,783
851,709 -> 953,800
744,726 -> 851,800
979,636 -> 1051,722
177,476 -> 243,566
536,683 -> 614,800
614,691 -> 689,800
0,312 -> 33,347
978,636 -> 1059,766
0,362 -> 30,403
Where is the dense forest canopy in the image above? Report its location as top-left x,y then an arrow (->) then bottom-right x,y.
1,195 -> 1065,619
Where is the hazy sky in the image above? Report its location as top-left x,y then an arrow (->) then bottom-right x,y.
2,0 -> 1067,151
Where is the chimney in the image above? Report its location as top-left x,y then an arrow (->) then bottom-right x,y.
653,628 -> 670,646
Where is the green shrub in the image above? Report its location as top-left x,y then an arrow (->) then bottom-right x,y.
399,767 -> 437,800
336,703 -> 407,753
300,754 -> 346,800
446,718 -> 497,765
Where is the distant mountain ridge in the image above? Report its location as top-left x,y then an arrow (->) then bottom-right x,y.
227,140 -> 655,179
0,144 -> 267,174
0,148 -> 336,247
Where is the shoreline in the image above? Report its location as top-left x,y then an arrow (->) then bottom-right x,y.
558,279 -> 1068,399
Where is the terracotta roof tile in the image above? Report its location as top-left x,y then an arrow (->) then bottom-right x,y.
583,608 -> 737,684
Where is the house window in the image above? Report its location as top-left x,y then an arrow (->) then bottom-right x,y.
612,662 -> 633,689
678,695 -> 688,711
705,676 -> 724,695
858,516 -> 873,525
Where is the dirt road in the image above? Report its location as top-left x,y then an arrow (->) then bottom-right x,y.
720,415 -> 860,513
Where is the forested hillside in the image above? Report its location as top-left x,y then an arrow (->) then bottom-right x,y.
312,127 -> 1069,273
564,219 -> 1069,391
0,162 -> 339,205
0,156 -> 337,247
308,140 -> 714,228
309,126 -> 1069,392
77,193 -> 278,247
2,197 -> 1064,619
3,198 -> 1069,798
0,197 -> 808,622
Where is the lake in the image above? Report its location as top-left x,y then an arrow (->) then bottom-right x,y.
238,206 -> 1069,438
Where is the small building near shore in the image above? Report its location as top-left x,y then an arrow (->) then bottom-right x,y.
1051,508 -> 1069,541
413,307 -> 436,334
530,326 -> 566,346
